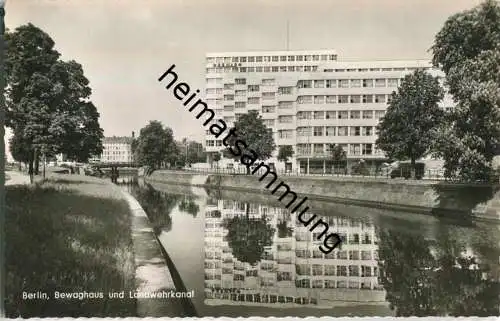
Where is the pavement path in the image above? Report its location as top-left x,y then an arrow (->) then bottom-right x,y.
5,171 -> 30,186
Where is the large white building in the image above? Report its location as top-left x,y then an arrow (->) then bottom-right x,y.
97,135 -> 134,163
204,50 -> 454,173
204,199 -> 386,308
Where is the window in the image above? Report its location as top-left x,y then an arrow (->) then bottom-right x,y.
388,78 -> 398,87
338,111 -> 348,119
206,88 -> 215,95
297,127 -> 312,136
326,79 -> 336,88
297,80 -> 312,88
280,66 -> 287,72
248,56 -> 255,62
372,95 -> 385,103
313,111 -> 324,119
278,115 -> 293,123
272,66 -> 279,72
362,95 -> 373,103
362,79 -> 374,87
351,126 -> 361,136
297,111 -> 312,119
350,95 -> 361,103
280,55 -> 286,61
362,110 -> 373,119
375,110 -> 385,119
314,95 -> 325,104
337,126 -> 348,136
278,130 -> 293,139
312,55 -> 320,61
349,250 -> 360,260
313,127 -> 323,136
271,56 -> 278,62
263,119 -> 275,127
325,111 -> 336,119
349,265 -> 360,277
314,80 -> 324,88
324,265 -> 335,276
313,144 -> 323,154
278,87 -> 293,95
361,250 -> 372,260
248,85 -> 259,92
278,101 -> 293,109
206,140 -> 215,146
350,144 -> 361,155
329,54 -> 337,60
223,105 -> 234,112
262,106 -> 275,113
338,95 -> 349,103
338,79 -> 349,88
256,66 -> 263,72
235,78 -> 246,85
350,111 -> 360,119
312,264 -> 323,276
224,94 -> 234,101
297,96 -> 313,104
337,266 -> 347,276
375,79 -> 386,87
248,97 -> 260,104
362,143 -> 373,155
350,79 -> 361,87
287,66 -> 295,72
326,126 -> 335,136
361,266 -> 372,277
304,55 -> 312,61
235,90 -> 246,96
296,55 -> 303,61
326,95 -> 336,103
297,144 -> 311,155
297,66 -> 304,72
235,101 -> 246,109
264,66 -> 271,72
387,94 -> 393,103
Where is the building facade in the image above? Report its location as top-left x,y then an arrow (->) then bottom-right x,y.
99,136 -> 134,163
204,199 -> 385,308
203,50 -> 454,173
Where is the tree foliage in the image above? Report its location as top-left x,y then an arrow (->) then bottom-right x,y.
376,70 -> 445,176
225,110 -> 276,162
223,203 -> 275,265
5,23 -> 103,173
431,0 -> 500,181
277,145 -> 294,164
134,121 -> 176,169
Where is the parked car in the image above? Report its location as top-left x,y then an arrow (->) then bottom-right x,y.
390,162 -> 425,180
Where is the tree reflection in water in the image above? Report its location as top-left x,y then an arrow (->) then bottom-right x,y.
128,184 -> 183,233
179,196 -> 200,217
378,226 -> 499,317
223,202 -> 275,266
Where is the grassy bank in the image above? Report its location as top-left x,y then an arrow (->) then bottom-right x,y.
5,174 -> 137,317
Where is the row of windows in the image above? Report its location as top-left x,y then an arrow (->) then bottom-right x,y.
294,126 -> 375,137
207,65 -> 322,73
102,151 -> 132,155
211,93 -> 392,105
296,143 -> 379,156
298,78 -> 400,88
207,54 -> 338,64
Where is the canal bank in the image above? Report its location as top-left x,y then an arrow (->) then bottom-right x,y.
122,189 -> 197,317
146,170 -> 500,222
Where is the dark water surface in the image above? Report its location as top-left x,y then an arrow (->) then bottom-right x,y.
121,179 -> 500,317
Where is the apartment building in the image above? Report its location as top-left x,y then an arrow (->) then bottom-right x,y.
204,50 -> 454,173
99,135 -> 134,163
204,199 -> 385,308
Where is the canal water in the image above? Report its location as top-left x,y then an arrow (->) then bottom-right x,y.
120,178 -> 500,317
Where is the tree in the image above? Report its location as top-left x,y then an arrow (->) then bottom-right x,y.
5,24 -> 103,181
178,196 -> 199,217
376,70 -> 445,178
431,0 -> 500,182
135,121 -> 176,169
329,144 -> 347,174
223,202 -> 275,265
225,110 -> 276,174
277,145 -> 294,169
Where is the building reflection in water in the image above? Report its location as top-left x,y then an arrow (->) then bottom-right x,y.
203,197 -> 385,308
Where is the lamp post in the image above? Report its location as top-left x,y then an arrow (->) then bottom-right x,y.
0,1 -> 7,317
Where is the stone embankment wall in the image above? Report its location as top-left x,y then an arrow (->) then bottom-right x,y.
146,170 -> 500,222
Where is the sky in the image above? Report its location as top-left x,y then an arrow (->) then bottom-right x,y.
4,0 -> 483,160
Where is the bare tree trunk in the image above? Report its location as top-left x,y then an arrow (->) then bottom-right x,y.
410,157 -> 416,179
42,153 -> 46,180
28,159 -> 34,184
34,150 -> 40,175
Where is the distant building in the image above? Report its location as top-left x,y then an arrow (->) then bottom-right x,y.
99,134 -> 135,163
